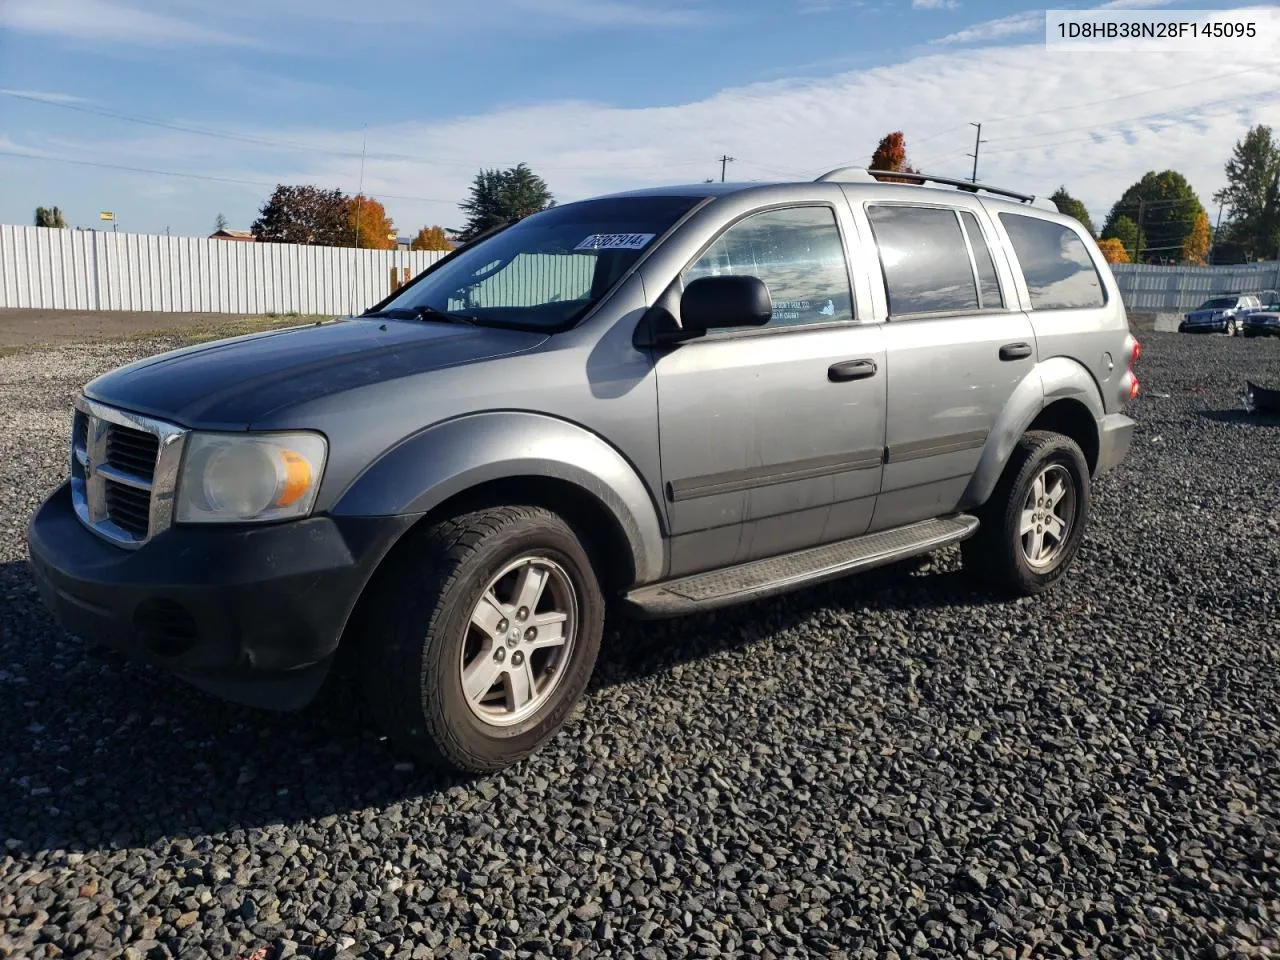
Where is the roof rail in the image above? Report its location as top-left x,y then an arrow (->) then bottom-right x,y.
817,166 -> 1058,211
814,166 -> 878,183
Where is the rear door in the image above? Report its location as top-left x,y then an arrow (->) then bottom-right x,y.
854,200 -> 1037,532
652,203 -> 888,577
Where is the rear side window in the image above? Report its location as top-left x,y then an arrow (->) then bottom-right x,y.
959,211 -> 1004,309
1000,213 -> 1105,310
866,205 -> 979,316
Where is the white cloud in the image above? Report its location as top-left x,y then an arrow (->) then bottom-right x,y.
0,89 -> 88,104
8,6 -> 1280,234
934,10 -> 1041,44
0,0 -> 256,47
913,0 -> 959,9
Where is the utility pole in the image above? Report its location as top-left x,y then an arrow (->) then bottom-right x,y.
719,155 -> 736,182
354,125 -> 368,250
967,122 -> 987,182
1134,197 -> 1146,263
1210,200 -> 1225,265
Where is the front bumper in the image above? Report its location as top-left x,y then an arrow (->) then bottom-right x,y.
1180,318 -> 1229,333
1243,321 -> 1280,337
1095,413 -> 1136,476
27,482 -> 416,710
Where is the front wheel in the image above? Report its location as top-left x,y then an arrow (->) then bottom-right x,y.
358,505 -> 605,773
962,431 -> 1091,597
1226,318 -> 1239,336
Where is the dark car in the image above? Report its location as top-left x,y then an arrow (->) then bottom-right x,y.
1243,310 -> 1280,337
1180,294 -> 1260,336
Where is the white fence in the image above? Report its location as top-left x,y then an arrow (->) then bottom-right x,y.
0,225 -> 448,315
1112,261 -> 1280,313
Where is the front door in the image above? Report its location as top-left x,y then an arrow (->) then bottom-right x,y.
651,204 -> 888,578
860,202 -> 1037,531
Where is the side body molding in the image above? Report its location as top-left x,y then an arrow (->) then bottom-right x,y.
331,411 -> 667,585
960,357 -> 1105,510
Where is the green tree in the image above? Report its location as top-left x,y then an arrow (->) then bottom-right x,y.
1213,124 -> 1280,262
1102,215 -> 1145,262
458,163 -> 554,241
214,212 -> 228,232
1101,171 -> 1205,264
34,206 -> 67,228
251,185 -> 350,246
1049,186 -> 1096,237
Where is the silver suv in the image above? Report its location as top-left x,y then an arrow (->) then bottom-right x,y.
27,168 -> 1139,772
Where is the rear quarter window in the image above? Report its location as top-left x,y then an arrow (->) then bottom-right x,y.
999,213 -> 1105,310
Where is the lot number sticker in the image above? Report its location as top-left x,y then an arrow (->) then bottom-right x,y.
575,233 -> 655,251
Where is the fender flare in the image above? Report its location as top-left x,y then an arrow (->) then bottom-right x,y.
961,357 -> 1105,509
331,411 -> 666,584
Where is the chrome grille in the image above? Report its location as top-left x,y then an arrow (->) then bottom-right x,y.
70,397 -> 187,549
105,426 -> 159,480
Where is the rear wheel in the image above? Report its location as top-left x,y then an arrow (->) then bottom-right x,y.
358,505 -> 604,773
962,431 -> 1091,596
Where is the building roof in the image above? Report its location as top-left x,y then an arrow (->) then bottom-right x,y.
210,229 -> 255,240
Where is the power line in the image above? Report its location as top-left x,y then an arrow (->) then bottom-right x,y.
0,149 -> 457,204
0,90 -> 711,174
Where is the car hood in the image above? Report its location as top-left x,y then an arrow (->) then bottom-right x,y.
84,317 -> 550,428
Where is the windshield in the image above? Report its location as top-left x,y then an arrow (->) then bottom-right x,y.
1199,297 -> 1237,310
377,195 -> 703,330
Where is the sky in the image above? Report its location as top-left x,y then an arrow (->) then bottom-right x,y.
1,0 -> 1278,238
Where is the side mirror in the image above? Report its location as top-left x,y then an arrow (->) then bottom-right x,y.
679,275 -> 772,334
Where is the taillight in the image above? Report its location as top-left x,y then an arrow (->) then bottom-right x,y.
1127,336 -> 1141,399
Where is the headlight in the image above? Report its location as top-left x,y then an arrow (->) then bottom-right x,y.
175,432 -> 327,524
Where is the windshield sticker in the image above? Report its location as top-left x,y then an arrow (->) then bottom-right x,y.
574,233 -> 656,252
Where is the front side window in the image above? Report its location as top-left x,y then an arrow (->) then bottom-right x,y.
1000,213 -> 1105,311
681,206 -> 854,328
866,204 -> 980,316
379,195 -> 702,330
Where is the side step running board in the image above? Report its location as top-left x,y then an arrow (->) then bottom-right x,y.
622,514 -> 979,619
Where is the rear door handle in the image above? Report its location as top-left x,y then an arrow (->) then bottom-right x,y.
828,359 -> 878,382
999,342 -> 1033,361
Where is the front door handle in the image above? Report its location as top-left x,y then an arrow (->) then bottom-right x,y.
999,342 -> 1033,361
828,359 -> 878,382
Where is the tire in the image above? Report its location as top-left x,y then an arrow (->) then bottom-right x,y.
358,505 -> 605,774
1226,318 -> 1239,337
962,431 -> 1091,597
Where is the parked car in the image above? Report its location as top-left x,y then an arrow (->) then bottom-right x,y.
1242,309 -> 1280,337
1179,293 -> 1261,336
27,168 -> 1139,773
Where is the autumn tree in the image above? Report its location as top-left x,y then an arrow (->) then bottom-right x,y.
346,194 -> 396,250
1049,187 -> 1096,237
1213,124 -> 1280,262
869,131 -> 918,183
1103,215 -> 1144,261
458,163 -> 555,241
1102,171 -> 1205,264
1181,209 -> 1211,264
411,225 -> 452,251
252,185 -> 349,245
34,206 -> 67,228
1096,237 -> 1130,264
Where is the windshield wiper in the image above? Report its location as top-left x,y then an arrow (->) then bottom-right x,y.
363,305 -> 480,326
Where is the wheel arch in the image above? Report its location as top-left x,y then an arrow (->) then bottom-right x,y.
331,410 -> 667,588
961,357 -> 1104,509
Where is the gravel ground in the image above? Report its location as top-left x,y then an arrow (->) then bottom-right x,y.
1,331 -> 1278,960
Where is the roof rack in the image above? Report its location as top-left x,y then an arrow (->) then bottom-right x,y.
814,166 -> 1059,211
